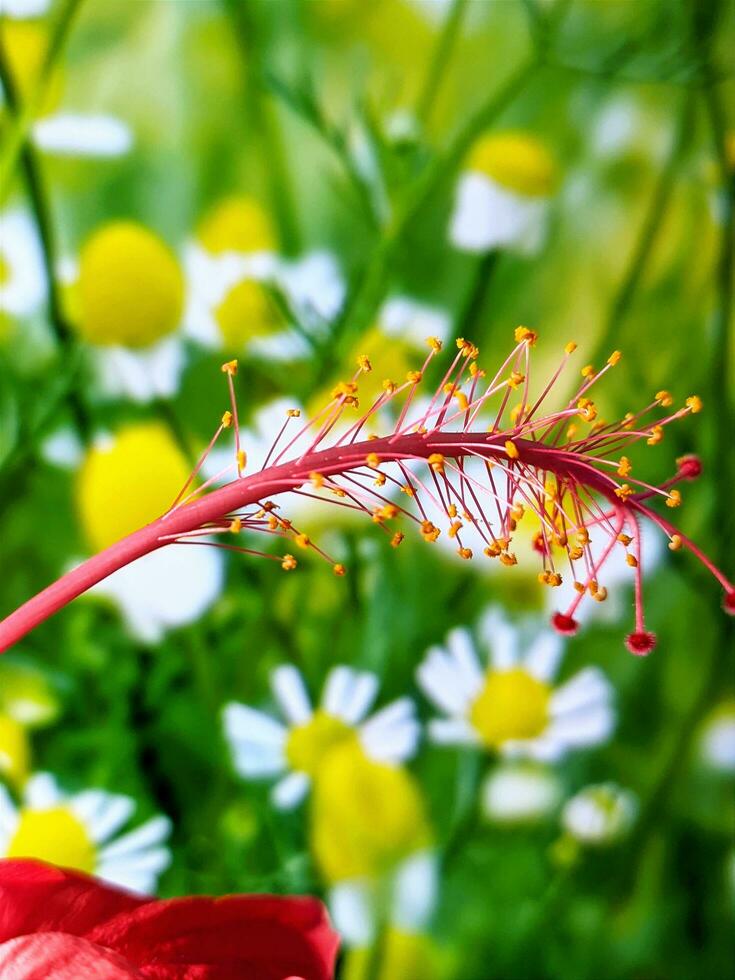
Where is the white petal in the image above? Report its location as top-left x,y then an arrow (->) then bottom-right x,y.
71,792 -> 135,844
0,785 -> 19,846
24,772 -> 62,809
248,329 -> 312,362
416,647 -> 472,715
379,296 -> 451,348
271,771 -> 310,810
97,846 -> 171,894
428,717 -> 479,746
329,881 -> 374,946
360,698 -> 420,764
223,703 -> 287,746
545,703 -> 616,748
99,815 -> 171,860
391,851 -> 438,930
0,0 -> 52,17
337,672 -> 379,725
271,665 -> 312,724
40,426 -> 84,469
481,765 -> 561,823
524,633 -> 564,682
33,114 -> 133,158
0,209 -> 46,316
446,628 -> 484,695
94,339 -> 185,405
322,666 -> 354,718
277,251 -> 345,331
477,607 -> 519,669
501,736 -> 566,763
550,668 -> 613,717
449,173 -> 547,255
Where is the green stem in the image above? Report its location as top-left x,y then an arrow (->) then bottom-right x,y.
414,0 -> 469,129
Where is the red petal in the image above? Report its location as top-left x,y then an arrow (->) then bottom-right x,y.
87,895 -> 339,980
0,860 -> 149,941
0,933 -> 142,979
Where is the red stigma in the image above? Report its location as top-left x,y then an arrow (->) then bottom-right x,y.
625,631 -> 657,656
676,454 -> 702,481
552,612 -> 579,636
724,591 -> 735,616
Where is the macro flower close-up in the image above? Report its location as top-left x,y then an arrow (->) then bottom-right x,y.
0,0 -> 733,978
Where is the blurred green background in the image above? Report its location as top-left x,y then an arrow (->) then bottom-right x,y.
0,0 -> 734,977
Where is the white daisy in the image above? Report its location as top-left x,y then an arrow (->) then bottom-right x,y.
699,702 -> 735,774
417,607 -> 615,761
561,782 -> 637,846
0,209 -> 46,318
378,295 -> 451,349
0,772 -> 171,894
0,0 -> 51,15
223,664 -> 420,810
481,763 -> 562,825
450,131 -> 556,255
32,113 -> 133,158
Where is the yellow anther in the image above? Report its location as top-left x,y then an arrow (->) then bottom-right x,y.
566,423 -> 578,440
428,453 -> 445,473
221,359 -> 238,375
607,351 -> 622,366
499,552 -> 518,566
382,379 -> 396,393
366,452 -> 380,469
622,412 -> 635,429
507,371 -> 525,389
281,554 -> 297,571
573,581 -> 586,594
332,380 -> 358,399
448,521 -> 463,539
421,520 -> 440,542
374,473 -> 386,487
448,504 -> 458,518
553,531 -> 567,548
569,547 -> 583,561
514,326 -> 538,346
406,370 -> 423,384
333,563 -> 346,577
647,425 -> 664,446
378,504 -> 399,520
656,390 -> 673,407
505,440 -> 520,460
668,534 -> 683,551
577,529 -> 590,545
617,533 -> 632,546
400,483 -> 415,497
454,391 -> 469,411
295,533 -> 310,549
581,365 -> 596,379
221,411 -> 233,428
592,586 -> 608,602
443,383 -> 457,395
565,341 -> 578,355
237,449 -> 247,471
617,456 -> 632,478
287,408 -> 301,418
577,398 -> 597,422
685,395 -> 702,413
469,362 -> 485,378
666,489 -> 682,508
457,547 -> 473,560
615,483 -> 634,500
626,554 -> 638,568
589,579 -> 599,595
456,338 -> 479,358
426,336 -> 443,352
268,515 -> 279,530
229,518 -> 242,533
391,531 -> 404,548
310,472 -> 324,489
510,404 -> 524,424
330,487 -> 346,498
484,543 -> 502,558
547,572 -> 562,587
278,517 -> 292,530
367,434 -> 380,440
357,353 -> 372,372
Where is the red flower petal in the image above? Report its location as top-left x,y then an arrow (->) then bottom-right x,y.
87,895 -> 339,980
0,860 -> 148,942
0,933 -> 142,979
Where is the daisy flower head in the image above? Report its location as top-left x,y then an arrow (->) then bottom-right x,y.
450,130 -> 557,255
0,209 -> 45,319
561,782 -> 638,846
481,762 -> 562,825
0,773 -> 171,893
223,664 -> 420,810
76,422 -> 225,643
417,608 -> 615,761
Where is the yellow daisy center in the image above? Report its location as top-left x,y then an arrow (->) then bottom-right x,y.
215,278 -> 283,348
311,742 -> 431,882
197,196 -> 276,255
76,422 -> 191,552
0,713 -> 29,787
466,132 -> 557,198
7,806 -> 96,874
0,20 -> 64,113
285,709 -> 357,777
0,664 -> 59,728
0,254 -> 10,287
76,222 -> 184,348
470,668 -> 551,747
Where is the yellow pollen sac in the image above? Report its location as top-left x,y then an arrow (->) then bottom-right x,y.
357,353 -> 372,372
647,425 -> 664,446
287,408 -> 301,418
669,534 -> 683,551
593,587 -> 609,602
77,223 -> 184,349
267,515 -> 279,530
378,504 -> 399,521
447,521 -> 463,539
467,133 -> 556,198
514,326 -> 538,346
507,371 -> 525,389
295,533 -> 311,548
221,359 -> 238,375
565,341 -> 578,354
333,564 -> 346,577
656,390 -> 673,407
406,370 -> 423,384
428,453 -> 445,473
607,351 -> 622,366
426,336 -> 443,352
382,379 -> 397,393
286,710 -> 356,777
458,547 -> 473,560
310,472 -> 324,489
577,398 -> 597,422
617,533 -> 632,546
332,380 -> 358,399
617,457 -> 632,478
454,391 -> 469,411
421,520 -> 440,543
391,532 -> 405,548
237,449 -> 247,471
484,543 -> 501,558
505,440 -> 520,461
685,395 -> 703,413
374,473 -> 387,487
622,412 -> 636,429
626,554 -> 638,568
615,483 -> 634,500
221,410 -> 233,428
229,518 -> 242,534
196,196 -> 276,255
581,364 -> 596,379
499,552 -> 518,567
470,669 -> 551,748
448,504 -> 458,518
566,423 -> 578,440
281,554 -> 297,571
573,581 -> 586,594
366,452 -> 380,469
569,547 -> 584,561
8,807 -> 96,874
666,490 -> 682,508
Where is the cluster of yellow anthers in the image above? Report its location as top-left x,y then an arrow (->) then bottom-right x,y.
0,328 -> 731,656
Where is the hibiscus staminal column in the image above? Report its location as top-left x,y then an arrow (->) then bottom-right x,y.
0,330 -> 732,654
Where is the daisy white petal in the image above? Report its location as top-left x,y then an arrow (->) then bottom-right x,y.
32,114 -> 133,158
450,173 -> 547,255
379,296 -> 451,348
360,698 -> 420,764
271,771 -> 311,811
338,672 -> 379,725
550,667 -> 612,717
329,880 -> 374,946
391,851 -> 438,931
545,703 -> 616,747
416,648 -> 472,715
524,632 -> 564,682
481,764 -> 561,823
427,717 -> 479,746
477,607 -> 518,669
322,666 -> 354,717
0,210 -> 46,316
94,338 -> 185,405
40,426 -> 84,469
0,785 -> 18,843
562,783 -> 637,845
98,815 -> 171,860
445,628 -> 484,696
271,665 -> 312,724
24,772 -> 61,808
73,793 -> 135,844
223,704 -> 287,778
0,0 -> 52,15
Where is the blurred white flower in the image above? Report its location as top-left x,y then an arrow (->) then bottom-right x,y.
417,607 -> 615,761
0,0 -> 51,18
450,131 -> 556,255
0,209 -> 46,317
0,773 -> 171,893
481,763 -> 562,825
32,113 -> 133,157
379,296 -> 451,349
561,782 -> 637,845
223,664 -> 419,810
699,702 -> 735,774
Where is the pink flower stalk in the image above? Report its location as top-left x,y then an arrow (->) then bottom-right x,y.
0,328 -> 732,655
